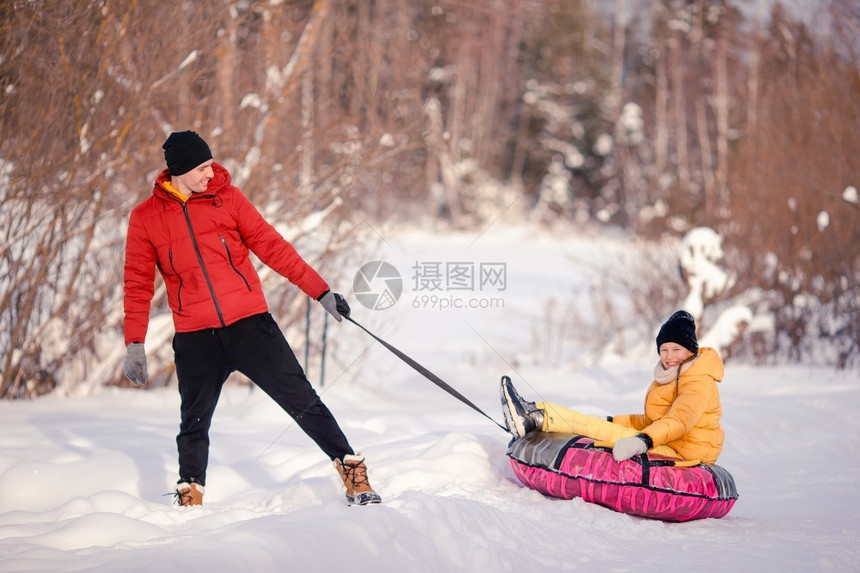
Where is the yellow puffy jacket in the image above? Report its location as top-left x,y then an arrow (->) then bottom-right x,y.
613,347 -> 724,464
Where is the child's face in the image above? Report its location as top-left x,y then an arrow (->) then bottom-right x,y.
659,342 -> 694,369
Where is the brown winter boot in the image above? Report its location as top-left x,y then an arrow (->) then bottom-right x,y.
333,454 -> 382,506
175,482 -> 204,506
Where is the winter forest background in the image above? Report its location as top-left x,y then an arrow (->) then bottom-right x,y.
0,0 -> 858,399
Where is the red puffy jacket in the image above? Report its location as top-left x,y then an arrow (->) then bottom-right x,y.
123,163 -> 329,344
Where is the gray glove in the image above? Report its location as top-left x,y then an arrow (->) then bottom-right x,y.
318,291 -> 351,322
612,435 -> 649,462
123,343 -> 148,386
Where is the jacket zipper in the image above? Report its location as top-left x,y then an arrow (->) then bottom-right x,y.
182,200 -> 226,327
220,235 -> 252,292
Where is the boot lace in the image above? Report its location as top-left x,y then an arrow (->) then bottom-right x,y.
170,486 -> 196,506
343,459 -> 370,490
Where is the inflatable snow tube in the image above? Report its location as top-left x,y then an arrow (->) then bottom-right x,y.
507,431 -> 738,522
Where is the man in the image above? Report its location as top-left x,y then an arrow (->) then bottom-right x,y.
123,130 -> 380,506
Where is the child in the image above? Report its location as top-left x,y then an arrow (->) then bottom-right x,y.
501,310 -> 724,464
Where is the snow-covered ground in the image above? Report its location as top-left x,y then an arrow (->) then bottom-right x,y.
1,224 -> 858,572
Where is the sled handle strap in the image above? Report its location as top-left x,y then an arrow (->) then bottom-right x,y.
345,316 -> 508,432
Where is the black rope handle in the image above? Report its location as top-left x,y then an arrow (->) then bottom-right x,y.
344,316 -> 508,433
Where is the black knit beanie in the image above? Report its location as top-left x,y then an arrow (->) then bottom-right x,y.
162,131 -> 212,176
656,310 -> 699,354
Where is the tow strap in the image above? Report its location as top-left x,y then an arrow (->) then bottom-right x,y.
345,316 -> 507,432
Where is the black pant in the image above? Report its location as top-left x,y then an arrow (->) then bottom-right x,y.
172,312 -> 353,486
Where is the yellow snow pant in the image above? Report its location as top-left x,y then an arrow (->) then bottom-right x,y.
536,402 -> 680,458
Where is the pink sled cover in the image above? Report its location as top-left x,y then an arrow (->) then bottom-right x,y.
507,432 -> 738,522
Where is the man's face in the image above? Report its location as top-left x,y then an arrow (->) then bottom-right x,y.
174,160 -> 214,195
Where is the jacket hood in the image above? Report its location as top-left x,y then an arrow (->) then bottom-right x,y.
688,347 -> 724,383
